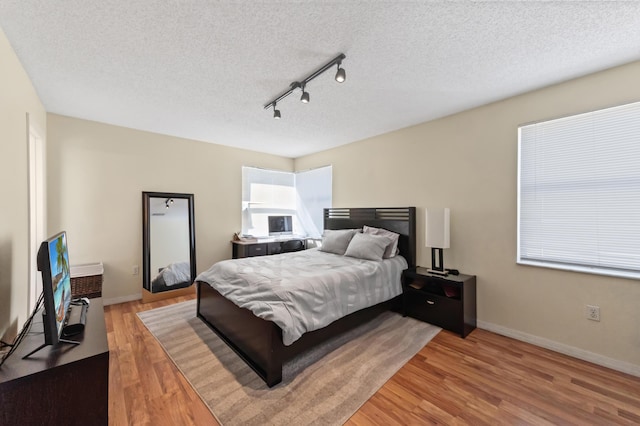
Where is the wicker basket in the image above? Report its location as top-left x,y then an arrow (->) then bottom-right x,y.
71,274 -> 103,299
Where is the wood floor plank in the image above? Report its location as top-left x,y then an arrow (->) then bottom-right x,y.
106,295 -> 640,425
106,294 -> 219,426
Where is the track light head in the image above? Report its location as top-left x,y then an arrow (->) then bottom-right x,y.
300,88 -> 310,103
273,103 -> 281,119
335,62 -> 346,83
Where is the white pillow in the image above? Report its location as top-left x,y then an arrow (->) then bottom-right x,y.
363,225 -> 400,258
344,232 -> 392,261
319,229 -> 359,255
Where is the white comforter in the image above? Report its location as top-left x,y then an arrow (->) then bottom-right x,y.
159,261 -> 191,286
196,248 -> 407,345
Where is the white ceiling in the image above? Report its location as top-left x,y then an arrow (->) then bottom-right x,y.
2,2 -> 640,158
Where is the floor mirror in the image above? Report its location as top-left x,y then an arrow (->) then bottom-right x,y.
142,191 -> 196,302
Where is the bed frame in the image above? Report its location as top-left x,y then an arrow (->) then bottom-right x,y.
196,207 -> 416,387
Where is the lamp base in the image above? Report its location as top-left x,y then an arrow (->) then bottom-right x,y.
426,268 -> 449,277
429,248 -> 448,276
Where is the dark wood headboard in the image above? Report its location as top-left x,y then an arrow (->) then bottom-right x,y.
323,207 -> 417,267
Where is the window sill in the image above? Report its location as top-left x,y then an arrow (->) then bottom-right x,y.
517,259 -> 640,281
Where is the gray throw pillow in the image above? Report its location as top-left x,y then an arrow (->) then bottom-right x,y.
363,225 -> 400,259
319,229 -> 358,255
344,232 -> 393,261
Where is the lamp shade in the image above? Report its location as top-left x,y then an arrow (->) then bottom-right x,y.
425,207 -> 450,249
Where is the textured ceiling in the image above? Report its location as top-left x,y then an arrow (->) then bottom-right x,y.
1,1 -> 640,158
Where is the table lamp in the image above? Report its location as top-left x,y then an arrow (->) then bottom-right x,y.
425,207 -> 450,276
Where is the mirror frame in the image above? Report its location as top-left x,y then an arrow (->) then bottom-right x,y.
142,191 -> 196,293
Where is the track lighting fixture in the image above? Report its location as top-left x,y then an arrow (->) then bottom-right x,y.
165,198 -> 174,209
264,53 -> 346,119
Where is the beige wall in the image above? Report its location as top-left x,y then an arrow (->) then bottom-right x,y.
295,61 -> 640,371
47,114 -> 293,303
0,28 -> 47,340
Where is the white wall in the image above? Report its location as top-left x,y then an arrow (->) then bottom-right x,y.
0,28 -> 47,340
47,114 -> 293,303
295,61 -> 640,373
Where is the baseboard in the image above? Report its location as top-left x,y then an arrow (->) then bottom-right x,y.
102,293 -> 142,306
477,320 -> 640,378
141,286 -> 195,303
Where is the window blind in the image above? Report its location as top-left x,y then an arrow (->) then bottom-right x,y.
518,101 -> 640,279
241,167 -> 296,236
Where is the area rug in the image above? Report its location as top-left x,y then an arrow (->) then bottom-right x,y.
138,300 -> 440,425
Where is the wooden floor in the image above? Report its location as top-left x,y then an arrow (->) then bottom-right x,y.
105,294 -> 640,425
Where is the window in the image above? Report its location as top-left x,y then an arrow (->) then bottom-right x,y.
518,101 -> 640,280
241,166 -> 332,238
295,166 -> 332,238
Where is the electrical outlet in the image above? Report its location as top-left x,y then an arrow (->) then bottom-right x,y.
132,265 -> 139,275
586,305 -> 600,322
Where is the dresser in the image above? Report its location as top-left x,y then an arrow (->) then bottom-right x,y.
0,298 -> 109,425
231,238 -> 306,259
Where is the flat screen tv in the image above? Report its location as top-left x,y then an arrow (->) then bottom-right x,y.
268,215 -> 293,236
24,231 -> 74,357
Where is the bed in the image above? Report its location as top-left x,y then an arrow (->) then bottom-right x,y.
196,207 -> 416,387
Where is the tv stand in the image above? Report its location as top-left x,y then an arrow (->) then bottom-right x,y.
22,302 -> 88,359
0,298 -> 109,425
21,338 -> 80,359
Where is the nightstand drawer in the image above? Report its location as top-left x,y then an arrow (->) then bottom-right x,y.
247,243 -> 267,257
404,291 -> 462,333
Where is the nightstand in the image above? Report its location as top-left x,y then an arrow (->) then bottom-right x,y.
402,266 -> 477,338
